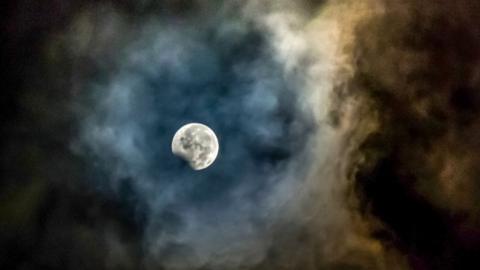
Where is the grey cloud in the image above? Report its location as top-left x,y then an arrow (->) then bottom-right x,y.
71,2 -> 319,269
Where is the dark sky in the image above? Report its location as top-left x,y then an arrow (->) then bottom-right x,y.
2,1 -> 480,270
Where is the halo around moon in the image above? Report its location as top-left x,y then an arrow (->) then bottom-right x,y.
171,123 -> 219,170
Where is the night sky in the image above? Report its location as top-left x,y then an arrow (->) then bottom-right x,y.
2,1 -> 480,269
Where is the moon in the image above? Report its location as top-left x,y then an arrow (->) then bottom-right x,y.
171,123 -> 219,170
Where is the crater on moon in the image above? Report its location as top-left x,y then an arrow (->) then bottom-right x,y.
171,123 -> 219,170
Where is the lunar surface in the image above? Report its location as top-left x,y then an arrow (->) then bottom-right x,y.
171,123 -> 219,170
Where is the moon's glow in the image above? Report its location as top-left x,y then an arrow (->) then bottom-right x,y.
171,123 -> 219,170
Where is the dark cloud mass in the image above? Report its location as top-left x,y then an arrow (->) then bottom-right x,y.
1,0 -> 480,270
347,1 -> 480,269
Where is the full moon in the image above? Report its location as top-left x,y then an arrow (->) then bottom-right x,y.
171,123 -> 219,170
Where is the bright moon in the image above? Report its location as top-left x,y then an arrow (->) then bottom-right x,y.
171,123 -> 219,170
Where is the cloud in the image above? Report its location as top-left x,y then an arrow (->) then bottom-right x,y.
344,0 -> 480,269
70,1 -> 323,269
65,0 -> 428,269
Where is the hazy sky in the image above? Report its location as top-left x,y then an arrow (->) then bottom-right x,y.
1,1 -> 480,270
